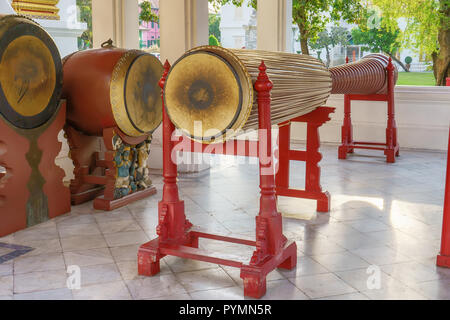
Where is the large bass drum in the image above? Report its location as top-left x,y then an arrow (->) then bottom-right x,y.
164,46 -> 332,143
0,14 -> 62,129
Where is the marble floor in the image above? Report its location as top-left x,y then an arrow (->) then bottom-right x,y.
0,144 -> 449,300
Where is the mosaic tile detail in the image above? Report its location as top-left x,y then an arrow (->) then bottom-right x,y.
0,242 -> 34,264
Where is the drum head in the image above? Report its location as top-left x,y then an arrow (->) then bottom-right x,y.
125,53 -> 163,134
0,16 -> 62,129
164,51 -> 243,142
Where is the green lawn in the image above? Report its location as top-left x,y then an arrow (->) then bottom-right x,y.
397,72 -> 436,86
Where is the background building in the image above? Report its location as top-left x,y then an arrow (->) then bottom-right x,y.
139,0 -> 160,50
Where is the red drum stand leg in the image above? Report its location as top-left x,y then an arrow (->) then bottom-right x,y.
240,62 -> 297,298
338,95 -> 354,160
138,61 -> 194,277
437,128 -> 450,268
275,108 -> 334,213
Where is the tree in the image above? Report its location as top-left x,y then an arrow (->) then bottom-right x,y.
209,34 -> 220,46
211,0 -> 366,55
139,1 -> 159,24
76,0 -> 92,50
310,26 -> 350,67
292,0 -> 366,55
145,0 -> 366,56
351,22 -> 409,71
209,14 -> 221,42
372,0 -> 449,85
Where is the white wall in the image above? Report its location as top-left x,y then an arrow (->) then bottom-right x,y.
219,0 -> 253,48
291,86 -> 450,151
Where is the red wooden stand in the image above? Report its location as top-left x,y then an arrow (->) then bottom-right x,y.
65,125 -> 156,211
0,101 -> 70,237
338,57 -> 399,163
437,128 -> 450,268
138,60 -> 297,299
275,107 -> 334,213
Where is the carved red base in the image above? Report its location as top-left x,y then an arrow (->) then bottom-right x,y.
65,125 -> 157,211
94,186 -> 157,211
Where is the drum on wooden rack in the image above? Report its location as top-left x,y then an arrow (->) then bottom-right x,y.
62,40 -> 164,138
0,14 -> 62,129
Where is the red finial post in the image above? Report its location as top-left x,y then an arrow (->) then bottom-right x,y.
254,60 -> 283,258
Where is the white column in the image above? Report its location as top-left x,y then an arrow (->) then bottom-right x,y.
92,0 -> 139,49
159,0 -> 209,63
256,0 -> 293,52
149,0 -> 210,173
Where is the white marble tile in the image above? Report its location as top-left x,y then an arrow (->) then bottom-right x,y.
14,252 -> 66,275
175,268 -> 236,292
350,246 -> 412,266
58,223 -> 102,238
110,244 -> 140,262
73,281 -> 132,300
0,262 -> 13,277
103,231 -> 149,247
311,251 -> 370,272
14,288 -> 73,300
0,275 -> 13,296
126,274 -> 187,299
316,292 -> 369,300
78,263 -> 122,286
63,248 -> 114,267
97,220 -> 142,234
260,279 -> 309,300
289,273 -> 356,299
14,270 -> 68,294
60,235 -> 108,252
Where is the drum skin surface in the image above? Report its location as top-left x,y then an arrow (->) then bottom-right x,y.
62,46 -> 163,137
0,14 -> 62,129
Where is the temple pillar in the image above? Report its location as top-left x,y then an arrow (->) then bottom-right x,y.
92,0 -> 139,49
256,0 -> 293,52
148,0 -> 210,173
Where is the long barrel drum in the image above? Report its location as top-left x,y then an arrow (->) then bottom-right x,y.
62,41 -> 164,138
0,14 -> 62,129
164,46 -> 397,144
329,54 -> 398,95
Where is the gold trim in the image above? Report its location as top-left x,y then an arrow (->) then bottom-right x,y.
110,50 -> 163,137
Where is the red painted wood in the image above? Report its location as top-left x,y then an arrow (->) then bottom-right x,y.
138,60 -> 298,299
338,57 -> 399,163
0,101 -> 70,236
275,107 -> 334,213
437,128 -> 450,268
174,136 -> 259,157
39,101 -> 71,219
